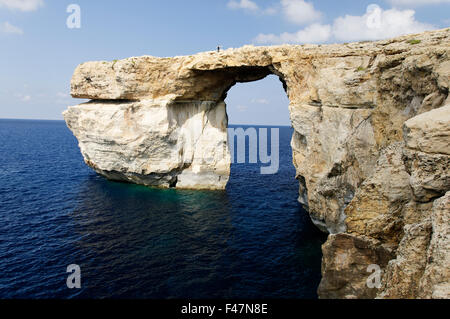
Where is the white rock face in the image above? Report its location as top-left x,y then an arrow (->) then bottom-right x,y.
64,99 -> 230,189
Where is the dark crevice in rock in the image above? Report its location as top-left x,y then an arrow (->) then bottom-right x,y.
169,176 -> 178,188
84,99 -> 141,104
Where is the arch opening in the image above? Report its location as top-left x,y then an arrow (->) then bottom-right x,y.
221,74 -> 327,298
224,74 -> 290,126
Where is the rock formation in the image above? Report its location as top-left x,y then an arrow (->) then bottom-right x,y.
64,28 -> 450,299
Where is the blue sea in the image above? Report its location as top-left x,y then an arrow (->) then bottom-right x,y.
0,119 -> 326,299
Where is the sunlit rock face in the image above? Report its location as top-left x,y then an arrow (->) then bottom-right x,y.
64,28 -> 450,299
65,99 -> 230,190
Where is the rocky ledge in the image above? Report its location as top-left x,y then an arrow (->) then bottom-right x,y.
64,28 -> 450,299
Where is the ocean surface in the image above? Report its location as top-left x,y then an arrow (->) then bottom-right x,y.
0,119 -> 326,299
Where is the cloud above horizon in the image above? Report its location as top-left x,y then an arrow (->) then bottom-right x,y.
254,4 -> 435,44
0,21 -> 23,34
0,0 -> 44,11
0,0 -> 45,35
332,6 -> 433,42
227,0 -> 277,15
281,0 -> 322,25
227,0 -> 259,11
254,23 -> 331,44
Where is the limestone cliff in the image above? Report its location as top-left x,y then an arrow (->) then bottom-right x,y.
64,28 -> 450,299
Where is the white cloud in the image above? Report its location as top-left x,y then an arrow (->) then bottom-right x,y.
0,0 -> 44,11
333,5 -> 434,42
22,95 -> 31,102
281,0 -> 322,25
254,5 -> 434,44
0,21 -> 23,34
227,0 -> 277,15
227,0 -> 259,11
254,23 -> 331,44
387,0 -> 450,7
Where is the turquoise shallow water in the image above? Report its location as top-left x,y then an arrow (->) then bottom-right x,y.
0,119 -> 326,299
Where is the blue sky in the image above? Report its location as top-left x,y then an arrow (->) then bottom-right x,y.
0,0 -> 448,125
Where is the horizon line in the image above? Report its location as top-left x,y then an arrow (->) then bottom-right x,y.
0,118 -> 293,127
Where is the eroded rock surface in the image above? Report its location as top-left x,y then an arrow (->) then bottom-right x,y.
319,106 -> 450,299
64,28 -> 450,299
65,99 -> 230,189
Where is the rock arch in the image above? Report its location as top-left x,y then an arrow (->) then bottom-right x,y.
64,29 -> 450,299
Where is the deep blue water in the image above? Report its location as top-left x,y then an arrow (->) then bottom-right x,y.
0,119 -> 326,299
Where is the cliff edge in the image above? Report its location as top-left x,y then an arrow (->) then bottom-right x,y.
64,28 -> 450,299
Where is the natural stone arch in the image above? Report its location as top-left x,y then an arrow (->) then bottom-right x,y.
65,30 -> 449,234
65,29 -> 450,299
65,45 -> 379,234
